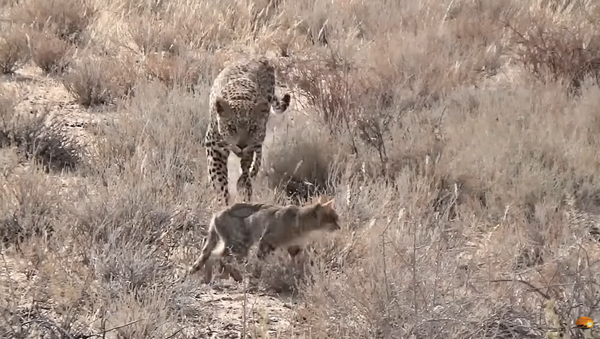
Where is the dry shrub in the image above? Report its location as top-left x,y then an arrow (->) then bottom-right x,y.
10,0 -> 96,44
283,55 -> 355,134
281,55 -> 439,188
249,252 -> 310,294
0,170 -> 58,249
100,288 -> 185,338
0,171 -> 200,336
82,80 -> 211,202
282,2 -> 507,177
264,116 -> 347,203
508,11 -> 600,92
68,183 -> 178,285
0,102 -> 81,172
282,0 -> 507,123
118,0 -> 168,15
1,300 -> 94,338
62,54 -> 137,107
0,0 -> 15,8
431,81 -> 600,219
0,86 -> 14,145
144,52 -> 206,91
1,80 -> 214,337
435,0 -> 509,77
14,115 -> 80,173
281,55 -> 389,175
0,28 -> 30,74
123,1 -> 271,54
289,76 -> 600,336
298,176 -> 599,338
1,88 -> 80,173
128,15 -> 181,55
29,31 -> 73,75
133,0 -> 288,52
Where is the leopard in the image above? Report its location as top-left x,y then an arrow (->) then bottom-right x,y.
204,55 -> 291,206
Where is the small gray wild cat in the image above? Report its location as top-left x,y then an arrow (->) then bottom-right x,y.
185,196 -> 340,283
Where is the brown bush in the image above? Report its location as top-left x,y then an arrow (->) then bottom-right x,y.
128,15 -> 181,55
83,81 -> 210,183
0,99 -> 81,172
0,86 -> 15,145
0,28 -> 30,74
508,13 -> 600,93
29,31 -> 73,74
0,79 -> 215,337
143,52 -> 205,91
117,0 -> 169,16
10,0 -> 96,44
0,0 -> 15,8
0,168 -> 58,249
62,54 -> 138,107
263,114 -> 347,203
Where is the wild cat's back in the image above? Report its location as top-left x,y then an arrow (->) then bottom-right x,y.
225,203 -> 273,218
248,204 -> 300,221
249,205 -> 304,236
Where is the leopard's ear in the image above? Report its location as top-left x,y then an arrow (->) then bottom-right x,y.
215,97 -> 233,118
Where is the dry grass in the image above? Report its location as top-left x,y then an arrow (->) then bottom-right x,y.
0,88 -> 80,173
1,0 -> 600,338
62,53 -> 138,107
29,31 -> 73,75
143,52 -> 208,91
0,28 -> 30,74
9,0 -> 96,44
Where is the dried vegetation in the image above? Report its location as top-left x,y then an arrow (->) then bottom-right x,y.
1,0 -> 600,338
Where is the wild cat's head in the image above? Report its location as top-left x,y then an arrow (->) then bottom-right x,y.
311,196 -> 341,232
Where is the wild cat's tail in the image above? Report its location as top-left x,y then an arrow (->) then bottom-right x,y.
188,218 -> 222,275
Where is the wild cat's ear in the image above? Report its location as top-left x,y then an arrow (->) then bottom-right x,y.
322,198 -> 335,210
214,97 -> 233,118
311,195 -> 326,205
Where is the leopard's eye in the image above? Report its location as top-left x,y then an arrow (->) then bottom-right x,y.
229,125 -> 237,134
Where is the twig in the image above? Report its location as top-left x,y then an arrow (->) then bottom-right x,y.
242,275 -> 248,339
20,319 -> 76,339
164,326 -> 187,339
381,217 -> 392,300
412,220 -> 419,318
79,318 -> 146,338
101,319 -> 144,334
489,279 -> 551,300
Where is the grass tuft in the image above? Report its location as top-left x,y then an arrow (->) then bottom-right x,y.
0,28 -> 30,74
10,0 -> 96,44
62,53 -> 137,107
29,31 -> 73,75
